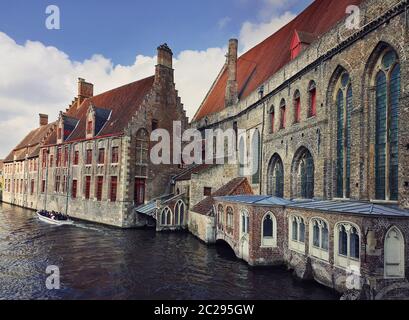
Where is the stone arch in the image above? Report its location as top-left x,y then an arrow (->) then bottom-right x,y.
160,206 -> 172,226
291,146 -> 315,199
384,226 -> 405,279
267,153 -> 284,197
261,211 -> 277,247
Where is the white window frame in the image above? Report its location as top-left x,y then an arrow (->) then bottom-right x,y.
261,212 -> 277,248
384,226 -> 405,279
334,222 -> 361,270
289,215 -> 306,254
309,218 -> 329,261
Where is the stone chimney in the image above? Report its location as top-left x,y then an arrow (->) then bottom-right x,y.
225,39 -> 238,107
155,43 -> 174,84
39,114 -> 48,127
77,78 -> 94,106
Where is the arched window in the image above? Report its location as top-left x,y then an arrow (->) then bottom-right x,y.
335,222 -> 361,269
374,49 -> 400,201
238,136 -> 246,176
294,90 -> 301,124
251,129 -> 261,184
161,207 -> 171,226
310,218 -> 329,261
217,204 -> 224,231
241,210 -> 250,234
293,148 -> 314,199
336,72 -> 352,198
261,212 -> 277,247
267,154 -> 284,198
269,105 -> 275,133
289,215 -> 305,253
384,227 -> 405,278
174,200 -> 186,225
280,99 -> 286,129
226,206 -> 234,234
135,129 -> 149,177
308,81 -> 317,117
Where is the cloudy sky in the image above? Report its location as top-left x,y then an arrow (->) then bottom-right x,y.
0,0 -> 312,158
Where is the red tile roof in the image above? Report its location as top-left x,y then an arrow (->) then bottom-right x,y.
193,0 -> 363,121
45,76 -> 155,145
191,177 -> 253,216
4,122 -> 56,162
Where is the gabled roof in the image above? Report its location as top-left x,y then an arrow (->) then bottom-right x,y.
46,76 -> 155,145
191,177 -> 253,216
174,164 -> 215,182
4,122 -> 56,162
193,0 -> 363,121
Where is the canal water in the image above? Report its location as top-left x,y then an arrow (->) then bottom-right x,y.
0,203 -> 339,300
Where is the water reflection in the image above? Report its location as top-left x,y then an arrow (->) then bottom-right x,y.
0,203 -> 339,300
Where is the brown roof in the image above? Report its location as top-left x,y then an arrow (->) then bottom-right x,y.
4,122 -> 56,162
45,76 -> 155,145
191,177 -> 253,216
193,0 -> 363,121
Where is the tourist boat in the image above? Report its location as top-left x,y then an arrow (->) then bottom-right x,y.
37,211 -> 74,226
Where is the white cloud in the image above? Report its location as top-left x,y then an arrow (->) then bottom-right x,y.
0,7 -> 296,158
218,16 -> 232,29
239,11 -> 296,52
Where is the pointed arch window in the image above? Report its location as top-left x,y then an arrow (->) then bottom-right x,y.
336,72 -> 352,198
269,105 -> 275,133
261,212 -> 277,247
294,149 -> 314,199
217,204 -> 224,231
294,90 -> 301,124
384,227 -> 405,278
375,50 -> 400,201
289,215 -> 305,253
308,81 -> 317,117
174,200 -> 186,225
335,222 -> 360,269
267,155 -> 284,198
161,207 -> 172,226
251,129 -> 261,184
280,99 -> 286,129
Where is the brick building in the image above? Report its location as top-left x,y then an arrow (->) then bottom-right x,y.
186,0 -> 409,298
2,44 -> 188,227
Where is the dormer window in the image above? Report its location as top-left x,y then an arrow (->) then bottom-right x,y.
290,30 -> 315,60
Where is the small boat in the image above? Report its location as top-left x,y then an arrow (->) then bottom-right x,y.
37,211 -> 74,226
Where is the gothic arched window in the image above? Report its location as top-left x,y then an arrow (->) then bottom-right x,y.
336,72 -> 352,198
267,154 -> 284,198
280,99 -> 286,129
294,90 -> 301,124
374,49 -> 400,201
293,148 -> 314,199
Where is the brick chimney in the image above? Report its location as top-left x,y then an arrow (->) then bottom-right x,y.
77,78 -> 94,106
155,43 -> 174,84
39,114 -> 48,127
225,39 -> 238,107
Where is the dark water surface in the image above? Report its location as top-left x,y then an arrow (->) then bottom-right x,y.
0,203 -> 339,300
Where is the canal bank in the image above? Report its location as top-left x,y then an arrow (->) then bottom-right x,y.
0,203 -> 339,300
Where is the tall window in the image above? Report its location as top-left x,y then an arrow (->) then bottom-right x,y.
87,120 -> 93,135
375,49 -> 400,201
251,129 -> 261,184
110,177 -> 117,202
98,148 -> 105,164
309,81 -> 317,117
174,200 -> 185,225
294,148 -> 314,199
86,149 -> 93,165
73,151 -> 79,165
161,207 -> 172,226
335,223 -> 360,269
261,212 -> 276,247
226,207 -> 234,233
135,129 -> 149,177
56,148 -> 62,167
111,146 -> 119,164
30,179 -> 35,195
96,176 -> 103,201
134,178 -> 145,206
289,216 -> 305,253
280,99 -> 286,129
310,218 -> 329,261
217,205 -> 224,231
85,176 -> 91,199
384,227 -> 405,278
55,175 -> 60,192
267,154 -> 284,198
269,106 -> 275,133
336,72 -> 352,198
64,146 -> 69,167
294,90 -> 301,124
72,180 -> 78,199
241,210 -> 249,234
